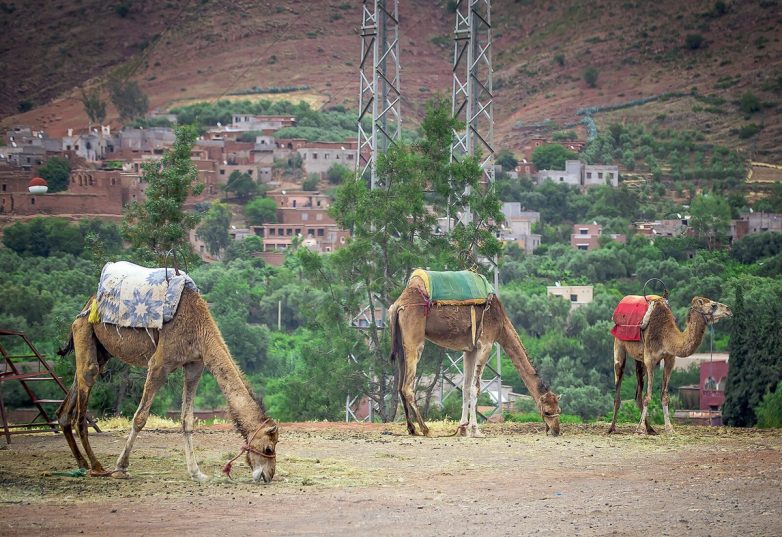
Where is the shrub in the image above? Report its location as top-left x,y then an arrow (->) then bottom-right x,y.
755,382 -> 782,428
739,92 -> 761,114
303,173 -> 319,191
17,99 -> 32,112
738,123 -> 762,139
685,34 -> 705,50
583,66 -> 599,88
553,52 -> 565,66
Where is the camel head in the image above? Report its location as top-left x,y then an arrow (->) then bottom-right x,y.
539,392 -> 561,437
690,296 -> 732,324
247,421 -> 279,484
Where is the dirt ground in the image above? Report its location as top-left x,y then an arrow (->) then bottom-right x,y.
1,422 -> 780,537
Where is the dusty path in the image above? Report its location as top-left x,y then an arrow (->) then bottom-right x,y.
1,423 -> 780,536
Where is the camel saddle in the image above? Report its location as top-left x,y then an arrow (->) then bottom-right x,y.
610,295 -> 663,341
410,269 -> 495,305
85,261 -> 198,329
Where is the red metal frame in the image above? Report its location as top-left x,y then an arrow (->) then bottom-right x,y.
0,329 -> 99,443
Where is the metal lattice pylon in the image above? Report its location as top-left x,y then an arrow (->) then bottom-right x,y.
356,0 -> 401,188
447,0 -> 502,419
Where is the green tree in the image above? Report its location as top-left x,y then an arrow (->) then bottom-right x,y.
303,173 -> 319,191
755,381 -> 782,428
37,156 -> 71,193
196,202 -> 232,256
108,78 -> 149,122
298,98 -> 502,421
2,217 -> 83,256
326,163 -> 352,185
685,34 -> 705,50
495,149 -> 518,171
80,87 -> 106,126
223,170 -> 257,201
583,66 -> 599,88
689,193 -> 731,249
531,144 -> 578,171
122,125 -> 203,267
739,92 -> 761,115
245,197 -> 278,226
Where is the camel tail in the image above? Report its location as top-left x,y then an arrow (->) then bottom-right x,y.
388,305 -> 403,363
58,332 -> 74,357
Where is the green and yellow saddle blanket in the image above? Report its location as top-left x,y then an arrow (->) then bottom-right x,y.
409,269 -> 495,305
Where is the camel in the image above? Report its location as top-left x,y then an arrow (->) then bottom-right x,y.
57,286 -> 278,483
608,296 -> 731,435
389,274 -> 561,437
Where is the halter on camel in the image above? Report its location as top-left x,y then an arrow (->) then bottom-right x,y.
222,418 -> 276,479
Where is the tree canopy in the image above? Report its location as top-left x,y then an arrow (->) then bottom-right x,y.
531,144 -> 579,171
37,157 -> 71,193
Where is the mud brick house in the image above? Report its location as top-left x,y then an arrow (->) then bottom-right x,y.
546,284 -> 594,309
571,223 -> 626,250
297,140 -> 358,177
536,160 -> 619,189
500,202 -> 541,254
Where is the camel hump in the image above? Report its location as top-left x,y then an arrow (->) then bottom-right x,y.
610,295 -> 664,341
409,269 -> 494,304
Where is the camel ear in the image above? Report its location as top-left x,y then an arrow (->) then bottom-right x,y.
556,394 -> 562,402
266,425 -> 278,436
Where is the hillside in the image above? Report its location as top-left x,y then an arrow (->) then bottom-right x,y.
1,0 -> 780,159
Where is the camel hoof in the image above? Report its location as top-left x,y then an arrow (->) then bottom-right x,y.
665,427 -> 675,435
634,428 -> 648,436
606,427 -> 617,435
110,470 -> 130,479
455,425 -> 468,437
422,429 -> 431,438
192,472 -> 208,483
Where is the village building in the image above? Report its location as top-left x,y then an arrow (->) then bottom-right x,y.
298,140 -> 358,178
571,223 -> 627,250
635,216 -> 691,237
546,284 -> 594,308
536,160 -> 619,189
499,202 -> 541,254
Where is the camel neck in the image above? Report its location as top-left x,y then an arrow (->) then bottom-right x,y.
672,308 -> 708,357
498,317 -> 549,402
203,343 -> 267,439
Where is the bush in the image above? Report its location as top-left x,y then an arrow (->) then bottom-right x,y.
755,382 -> 782,428
553,52 -> 565,66
685,34 -> 705,50
738,123 -> 762,139
37,156 -> 71,192
303,173 -> 319,191
739,92 -> 761,114
17,100 -> 32,113
583,67 -> 599,88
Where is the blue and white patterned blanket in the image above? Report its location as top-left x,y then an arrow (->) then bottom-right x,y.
91,261 -> 197,329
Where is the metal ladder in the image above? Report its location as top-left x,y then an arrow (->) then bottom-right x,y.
0,329 -> 99,443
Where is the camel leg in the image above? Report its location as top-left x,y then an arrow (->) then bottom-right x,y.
607,340 -> 626,434
456,350 -> 477,437
399,340 -> 428,436
68,320 -> 106,474
56,382 -> 89,469
636,357 -> 656,435
467,343 -> 494,438
181,361 -> 207,482
635,360 -> 656,434
113,354 -> 170,476
661,355 -> 676,434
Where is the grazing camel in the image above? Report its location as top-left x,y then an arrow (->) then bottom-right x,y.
608,295 -> 731,435
389,272 -> 561,437
57,286 -> 278,483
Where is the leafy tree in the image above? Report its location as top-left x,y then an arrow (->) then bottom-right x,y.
303,173 -> 319,191
196,202 -> 232,256
326,163 -> 352,185
739,92 -> 761,114
223,235 -> 264,262
223,170 -> 257,201
2,217 -> 83,256
298,98 -> 502,421
495,149 -> 518,171
685,34 -> 705,50
244,196 -> 278,226
583,66 -> 599,88
80,87 -> 106,126
37,156 -> 71,193
689,193 -> 731,249
122,125 -> 203,267
755,381 -> 782,428
531,144 -> 578,171
108,78 -> 149,122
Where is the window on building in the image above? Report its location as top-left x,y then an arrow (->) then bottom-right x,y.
317,228 -> 324,237
586,172 -> 592,179
607,172 -> 614,179
570,294 -> 578,302
1,184 -> 5,192
316,213 -> 323,221
269,229 -> 276,236
295,228 -> 301,235
579,228 -> 588,234
312,153 -> 318,159
220,169 -> 225,175
577,245 -> 588,250
324,153 -> 330,159
347,154 -> 354,160
31,197 -> 35,205
598,172 -> 603,179
302,213 -> 309,221
286,228 -> 292,236
559,177 -> 564,182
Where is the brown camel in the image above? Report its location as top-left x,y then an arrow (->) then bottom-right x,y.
389,275 -> 561,437
608,296 -> 731,435
57,286 -> 278,483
